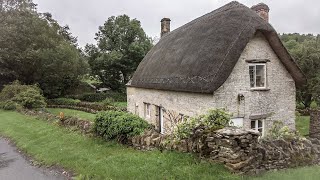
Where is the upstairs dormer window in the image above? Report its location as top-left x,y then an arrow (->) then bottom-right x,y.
249,63 -> 266,89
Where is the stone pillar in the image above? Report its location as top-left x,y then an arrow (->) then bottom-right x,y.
161,18 -> 171,37
251,3 -> 270,22
310,110 -> 320,139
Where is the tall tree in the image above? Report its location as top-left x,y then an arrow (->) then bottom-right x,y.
281,33 -> 320,108
85,15 -> 152,90
0,0 -> 88,97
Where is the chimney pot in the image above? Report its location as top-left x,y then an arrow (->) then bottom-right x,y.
251,3 -> 270,22
161,18 -> 171,37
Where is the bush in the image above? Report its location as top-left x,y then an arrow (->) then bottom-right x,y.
296,102 -> 305,109
0,81 -> 30,101
47,98 -> 81,106
174,109 -> 231,140
310,101 -> 318,109
101,98 -> 115,106
93,111 -> 149,140
13,88 -> 46,109
0,81 -> 46,109
0,100 -> 21,110
66,92 -> 126,102
267,121 -> 301,140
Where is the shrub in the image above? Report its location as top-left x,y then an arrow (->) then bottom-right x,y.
66,92 -> 126,102
174,109 -> 231,140
267,121 -> 301,140
13,88 -> 47,109
310,101 -> 318,109
47,98 -> 81,106
0,100 -> 21,111
93,111 -> 149,140
101,98 -> 115,106
0,81 -> 30,101
0,81 -> 46,109
296,102 -> 305,109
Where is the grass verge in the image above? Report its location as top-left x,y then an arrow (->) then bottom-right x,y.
0,110 -> 319,180
0,110 -> 239,180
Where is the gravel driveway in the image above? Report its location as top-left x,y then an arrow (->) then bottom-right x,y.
0,138 -> 66,180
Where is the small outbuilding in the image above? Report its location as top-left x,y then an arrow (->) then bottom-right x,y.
127,1 -> 306,136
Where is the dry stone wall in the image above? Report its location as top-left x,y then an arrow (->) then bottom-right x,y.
130,127 -> 320,174
310,110 -> 320,139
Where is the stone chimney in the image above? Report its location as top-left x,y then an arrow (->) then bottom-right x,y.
161,18 -> 171,37
251,3 -> 270,22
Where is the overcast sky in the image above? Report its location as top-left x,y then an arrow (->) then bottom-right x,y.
33,0 -> 320,47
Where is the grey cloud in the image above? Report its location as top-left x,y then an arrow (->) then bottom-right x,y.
33,0 -> 320,47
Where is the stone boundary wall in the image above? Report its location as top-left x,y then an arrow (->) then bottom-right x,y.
47,105 -> 99,114
310,110 -> 320,139
130,127 -> 320,174
22,110 -> 93,134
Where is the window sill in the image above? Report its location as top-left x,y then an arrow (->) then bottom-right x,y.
250,88 -> 270,91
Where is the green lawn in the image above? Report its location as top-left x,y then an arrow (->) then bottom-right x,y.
296,116 -> 310,136
0,110 -> 319,179
46,108 -> 96,122
112,101 -> 127,108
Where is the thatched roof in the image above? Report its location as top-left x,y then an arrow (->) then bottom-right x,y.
129,1 -> 306,93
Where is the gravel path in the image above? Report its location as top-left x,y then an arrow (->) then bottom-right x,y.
0,138 -> 66,180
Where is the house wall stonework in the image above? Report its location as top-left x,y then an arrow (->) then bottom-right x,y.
127,32 -> 296,134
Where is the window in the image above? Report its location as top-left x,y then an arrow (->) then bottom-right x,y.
249,64 -> 266,88
251,119 -> 264,136
144,103 -> 151,118
230,117 -> 244,127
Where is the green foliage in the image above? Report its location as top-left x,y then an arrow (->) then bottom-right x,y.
0,81 -> 46,109
85,14 -> 153,90
280,33 -> 320,108
296,102 -> 305,109
174,109 -> 231,140
0,81 -> 30,101
310,101 -> 318,109
267,121 -> 301,140
101,98 -> 115,106
0,100 -> 21,110
66,92 -> 126,102
0,0 -> 88,98
12,87 -> 46,109
93,111 -> 149,140
48,98 -> 81,106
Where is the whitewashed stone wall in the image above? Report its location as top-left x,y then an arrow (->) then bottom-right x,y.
127,32 -> 296,134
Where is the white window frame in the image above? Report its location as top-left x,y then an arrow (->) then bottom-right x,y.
144,103 -> 151,118
251,119 -> 265,136
249,63 -> 267,89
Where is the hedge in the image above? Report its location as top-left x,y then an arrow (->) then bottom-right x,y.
65,92 -> 126,102
47,98 -> 126,112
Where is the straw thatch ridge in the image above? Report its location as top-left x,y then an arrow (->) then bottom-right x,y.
129,1 -> 306,93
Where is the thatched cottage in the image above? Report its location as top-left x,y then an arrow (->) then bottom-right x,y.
127,2 -> 306,136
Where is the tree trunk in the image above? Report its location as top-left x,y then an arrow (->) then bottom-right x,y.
304,94 -> 312,108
